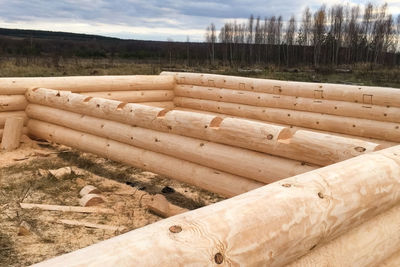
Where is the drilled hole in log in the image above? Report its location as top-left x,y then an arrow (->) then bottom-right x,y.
154,138 -> 160,142
287,114 -> 291,117
396,126 -> 400,130
209,117 -> 223,129
83,97 -> 93,103
282,184 -> 291,188
100,125 -> 104,129
199,143 -> 205,147
117,102 -> 127,110
352,125 -> 356,128
56,92 -> 61,97
214,253 -> 224,264
96,104 -> 100,108
266,134 -> 274,140
169,225 -> 182,233
354,147 -> 366,152
157,109 -> 171,118
318,192 -> 324,199
334,106 -> 338,109
384,113 -> 387,117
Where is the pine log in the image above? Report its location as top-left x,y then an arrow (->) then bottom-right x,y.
174,107 -> 398,149
32,145 -> 400,267
139,101 -> 175,109
0,75 -> 175,94
19,203 -> 114,214
80,90 -> 174,103
380,251 -> 400,266
0,111 -> 27,127
26,88 -> 293,153
0,95 -> 28,111
1,117 -> 24,151
145,194 -> 189,218
164,72 -> 400,107
175,84 -> 400,123
0,127 -> 28,139
287,204 -> 400,266
26,104 -> 315,183
27,120 -> 262,197
174,97 -> 400,142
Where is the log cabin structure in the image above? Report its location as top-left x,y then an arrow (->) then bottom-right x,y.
0,72 -> 399,266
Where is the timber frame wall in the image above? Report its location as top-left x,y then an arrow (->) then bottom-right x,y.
0,74 -> 399,266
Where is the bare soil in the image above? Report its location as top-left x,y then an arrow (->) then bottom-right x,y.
0,137 -> 224,266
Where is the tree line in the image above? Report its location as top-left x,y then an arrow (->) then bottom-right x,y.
205,3 -> 400,67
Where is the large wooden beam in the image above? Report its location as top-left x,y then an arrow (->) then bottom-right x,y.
287,204 -> 400,266
26,104 -> 315,183
1,117 -> 24,151
174,107 -> 398,149
0,95 -> 28,111
0,75 -> 175,94
175,84 -> 400,123
33,145 -> 400,266
81,90 -> 174,103
163,72 -> 400,107
174,97 -> 400,142
26,89 -> 381,166
0,111 -> 27,127
28,120 -> 262,197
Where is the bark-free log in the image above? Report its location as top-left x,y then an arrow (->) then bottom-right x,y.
1,117 -> 24,151
164,72 -> 400,107
175,84 -> 400,123
33,145 -> 400,267
0,95 -> 28,111
138,101 -> 175,109
0,75 -> 175,94
26,104 -> 315,182
174,97 -> 400,142
26,88 -> 295,157
80,90 -> 174,103
287,204 -> 400,266
146,194 -> 189,218
0,111 -> 27,127
28,120 -> 262,197
175,107 -> 398,149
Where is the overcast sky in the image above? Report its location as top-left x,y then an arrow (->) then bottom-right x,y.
0,0 -> 398,42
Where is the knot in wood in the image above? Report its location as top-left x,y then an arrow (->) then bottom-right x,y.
169,225 -> 182,233
214,253 -> 224,264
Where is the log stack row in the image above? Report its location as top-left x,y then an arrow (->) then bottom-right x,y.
165,72 -> 400,143
0,75 -> 176,138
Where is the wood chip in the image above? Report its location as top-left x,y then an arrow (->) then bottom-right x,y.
20,203 -> 114,214
58,219 -> 125,231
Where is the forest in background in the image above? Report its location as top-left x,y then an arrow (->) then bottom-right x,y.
205,3 -> 400,67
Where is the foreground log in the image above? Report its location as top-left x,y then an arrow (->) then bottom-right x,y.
164,72 -> 400,107
287,204 -> 400,266
0,75 -> 175,94
0,95 -> 28,111
81,90 -> 174,103
175,84 -> 400,123
28,120 -> 262,197
1,117 -> 24,151
26,105 -> 314,183
380,251 -> 400,266
174,97 -> 400,142
33,145 -> 400,266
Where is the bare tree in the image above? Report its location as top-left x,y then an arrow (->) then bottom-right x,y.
313,5 -> 327,66
285,15 -> 296,66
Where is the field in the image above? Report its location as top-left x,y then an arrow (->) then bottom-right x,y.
0,57 -> 399,88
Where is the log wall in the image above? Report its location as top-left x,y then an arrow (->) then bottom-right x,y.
169,72 -> 400,142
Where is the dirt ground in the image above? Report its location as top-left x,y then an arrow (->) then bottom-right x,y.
0,136 -> 224,266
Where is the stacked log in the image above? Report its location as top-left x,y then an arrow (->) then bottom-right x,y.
32,145 -> 400,266
26,104 -> 315,183
163,72 -> 400,107
28,120 -> 262,197
26,88 -> 380,166
174,97 -> 400,142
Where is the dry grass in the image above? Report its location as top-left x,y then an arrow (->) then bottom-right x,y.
0,141 -> 223,266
